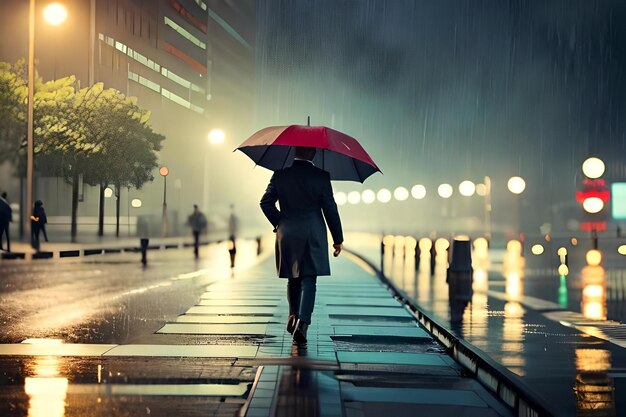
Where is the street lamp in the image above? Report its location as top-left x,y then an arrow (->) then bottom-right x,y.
204,129 -> 225,213
507,176 -> 526,195
25,1 -> 67,242
582,157 -> 605,179
159,166 -> 169,237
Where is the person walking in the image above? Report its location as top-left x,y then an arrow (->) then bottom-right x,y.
260,146 -> 343,345
228,204 -> 239,268
31,200 -> 48,251
0,192 -> 11,252
187,204 -> 207,258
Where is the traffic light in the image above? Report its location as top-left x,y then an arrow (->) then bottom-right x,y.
576,178 -> 610,232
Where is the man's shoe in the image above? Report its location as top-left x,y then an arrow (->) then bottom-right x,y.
287,315 -> 297,334
293,320 -> 308,345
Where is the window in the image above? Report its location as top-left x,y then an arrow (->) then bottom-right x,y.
128,70 -> 160,93
164,16 -> 206,50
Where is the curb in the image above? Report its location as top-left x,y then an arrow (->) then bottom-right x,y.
346,247 -> 557,417
1,239 -> 220,261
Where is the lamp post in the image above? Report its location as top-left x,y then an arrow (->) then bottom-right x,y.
159,166 -> 169,237
25,1 -> 67,243
508,176 -> 526,241
204,129 -> 225,214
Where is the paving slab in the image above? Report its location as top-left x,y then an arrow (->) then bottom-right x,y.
157,323 -> 268,335
176,315 -> 275,324
332,325 -> 431,339
186,306 -> 276,315
103,344 -> 258,358
337,351 -> 453,367
341,386 -> 489,407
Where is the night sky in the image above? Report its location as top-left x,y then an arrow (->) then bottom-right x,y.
254,0 -> 626,227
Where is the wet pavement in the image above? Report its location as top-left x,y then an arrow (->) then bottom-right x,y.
349,233 -> 626,417
0,239 -> 515,417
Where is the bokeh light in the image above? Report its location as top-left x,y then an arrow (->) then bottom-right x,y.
531,244 -> 544,255
586,249 -> 603,266
334,192 -> 347,205
208,129 -> 226,144
411,184 -> 426,199
582,197 -> 604,213
377,188 -> 392,203
558,264 -> 569,276
104,187 -> 113,198
476,183 -> 487,196
507,176 -> 526,194
131,198 -> 142,208
582,157 -> 605,179
619,245 -> 626,256
393,186 -> 409,201
437,184 -> 453,199
459,180 -> 476,197
361,189 -> 376,204
43,3 -> 67,26
347,191 -> 361,204
418,238 -> 432,252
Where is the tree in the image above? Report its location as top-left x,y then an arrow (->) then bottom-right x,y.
1,61 -> 165,241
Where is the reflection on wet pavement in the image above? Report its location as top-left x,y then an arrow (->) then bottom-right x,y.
349,233 -> 626,416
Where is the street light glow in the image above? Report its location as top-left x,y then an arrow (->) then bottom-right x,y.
531,244 -> 544,255
361,189 -> 375,204
159,166 -> 169,176
393,187 -> 409,201
582,197 -> 604,213
208,129 -> 226,144
377,188 -> 392,203
131,198 -> 142,208
347,191 -> 361,204
459,180 -> 476,197
618,245 -> 626,256
43,3 -> 67,26
582,157 -> 605,179
411,184 -> 426,199
507,176 -> 526,194
437,184 -> 453,199
586,249 -> 602,266
476,183 -> 487,196
104,187 -> 113,198
334,192 -> 347,205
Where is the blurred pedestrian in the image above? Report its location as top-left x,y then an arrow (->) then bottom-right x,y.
0,192 -> 11,252
260,146 -> 343,346
228,204 -> 239,268
187,204 -> 207,258
31,199 -> 48,251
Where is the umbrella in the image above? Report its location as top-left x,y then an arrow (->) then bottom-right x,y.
236,123 -> 381,182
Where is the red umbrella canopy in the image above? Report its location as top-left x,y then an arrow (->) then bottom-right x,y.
237,125 -> 381,182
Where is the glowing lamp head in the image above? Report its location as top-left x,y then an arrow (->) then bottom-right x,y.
507,176 -> 526,194
582,197 -> 604,213
506,239 -> 522,254
418,238 -> 432,252
104,187 -> 113,198
557,247 -> 568,257
43,3 -> 68,26
159,166 -> 169,177
558,264 -> 569,276
361,189 -> 375,204
334,192 -> 346,205
383,235 -> 395,246
435,238 -> 450,252
208,129 -> 225,144
473,237 -> 489,251
586,249 -> 602,266
459,180 -> 476,197
582,157 -> 605,179
411,184 -> 426,199
131,198 -> 142,208
437,183 -> 453,199
377,188 -> 392,203
393,187 -> 409,201
347,191 -> 361,204
531,244 -> 544,255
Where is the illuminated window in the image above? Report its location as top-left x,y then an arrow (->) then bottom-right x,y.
128,70 -> 160,93
115,41 -> 127,54
164,16 -> 206,50
161,88 -> 204,114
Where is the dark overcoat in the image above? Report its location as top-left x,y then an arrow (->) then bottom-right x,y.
260,160 -> 343,278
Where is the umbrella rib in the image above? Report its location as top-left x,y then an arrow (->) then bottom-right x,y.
281,146 -> 292,169
255,145 -> 272,168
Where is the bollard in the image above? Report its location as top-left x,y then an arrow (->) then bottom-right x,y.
140,238 -> 149,266
414,239 -> 421,270
447,238 -> 473,323
256,236 -> 262,255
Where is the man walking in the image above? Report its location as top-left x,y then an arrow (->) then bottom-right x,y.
260,146 -> 343,345
0,192 -> 11,252
187,204 -> 207,258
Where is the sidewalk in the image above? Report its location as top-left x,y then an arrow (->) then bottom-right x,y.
0,249 -> 515,416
